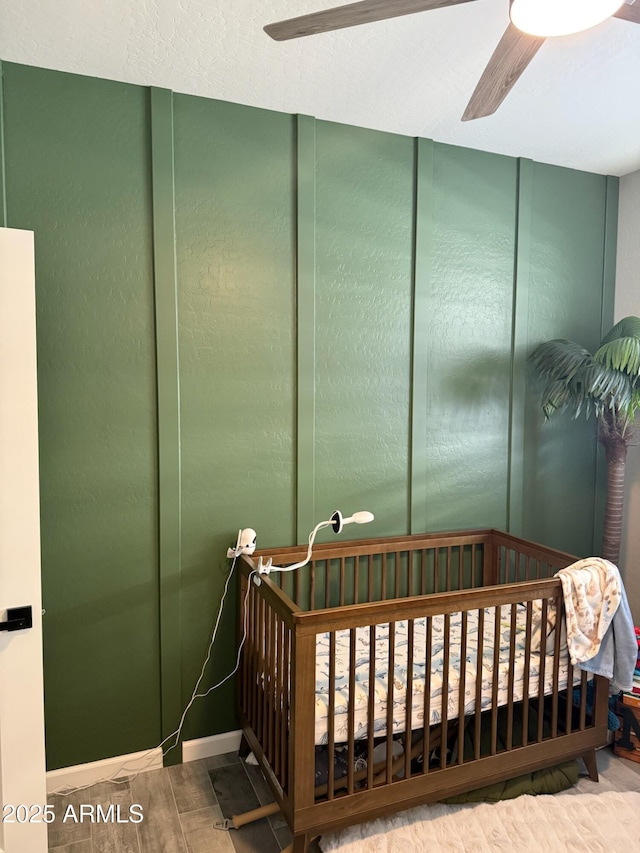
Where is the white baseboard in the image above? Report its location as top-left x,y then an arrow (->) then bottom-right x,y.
46,747 -> 163,794
182,729 -> 242,763
45,730 -> 242,794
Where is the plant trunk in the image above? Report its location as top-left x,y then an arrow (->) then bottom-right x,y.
601,443 -> 627,565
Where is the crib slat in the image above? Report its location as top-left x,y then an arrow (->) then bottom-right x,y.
282,625 -> 290,789
386,622 -> 396,783
267,605 -> 275,763
249,589 -> 257,732
265,601 -> 273,759
537,598 -> 548,743
405,618 -> 415,780
339,558 -> 345,607
474,607 -> 484,760
566,660 -> 574,734
420,549 -> 427,595
394,552 -> 401,598
310,561 -> 316,611
354,556 -> 360,605
381,553 -> 387,600
579,670 -> 588,730
270,606 -> 277,763
440,612 -> 450,769
367,624 -> 376,790
274,614 -> 282,777
506,602 -> 517,750
522,600 -> 533,747
457,610 -> 468,766
491,606 -> 500,755
240,578 -> 250,719
423,616 -> 432,775
408,553 -> 414,599
262,598 -> 270,751
347,628 -> 357,794
368,554 -> 374,603
551,592 -> 561,738
257,596 -> 264,743
327,630 -> 336,799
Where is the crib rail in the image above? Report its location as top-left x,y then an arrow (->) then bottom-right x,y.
250,529 -> 576,611
237,529 -> 608,839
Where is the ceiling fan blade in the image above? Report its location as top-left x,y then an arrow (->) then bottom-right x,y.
614,1 -> 640,24
462,23 -> 545,121
265,0 -> 478,41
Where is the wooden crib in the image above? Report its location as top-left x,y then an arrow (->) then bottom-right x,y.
237,529 -> 609,852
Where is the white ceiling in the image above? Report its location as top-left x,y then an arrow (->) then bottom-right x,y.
2,0 -> 640,176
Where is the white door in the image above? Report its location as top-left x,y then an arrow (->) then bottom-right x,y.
0,228 -> 47,852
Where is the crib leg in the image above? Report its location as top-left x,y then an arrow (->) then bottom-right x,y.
581,749 -> 599,782
291,833 -> 310,853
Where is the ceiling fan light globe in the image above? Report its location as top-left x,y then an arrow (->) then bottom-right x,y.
510,0 -> 624,37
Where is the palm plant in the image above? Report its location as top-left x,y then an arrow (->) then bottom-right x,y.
530,316 -> 640,565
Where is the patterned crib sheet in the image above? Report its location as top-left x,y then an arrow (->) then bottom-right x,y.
314,604 -> 572,746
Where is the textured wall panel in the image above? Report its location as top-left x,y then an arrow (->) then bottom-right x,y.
425,144 -> 518,532
173,95 -> 296,740
0,60 -> 617,768
523,165 -> 608,557
2,64 -> 160,770
314,121 -> 414,538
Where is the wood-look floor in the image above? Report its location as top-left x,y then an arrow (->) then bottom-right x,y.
47,747 -> 640,853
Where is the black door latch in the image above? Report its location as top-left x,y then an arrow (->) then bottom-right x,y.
0,606 -> 33,632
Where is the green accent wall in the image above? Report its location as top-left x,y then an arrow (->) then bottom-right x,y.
314,121 -> 414,538
172,93 -> 297,743
522,164 -> 612,556
2,63 -> 160,769
0,60 -> 617,769
424,144 -> 518,532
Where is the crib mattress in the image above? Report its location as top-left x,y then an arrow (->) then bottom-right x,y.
314,604 -> 573,746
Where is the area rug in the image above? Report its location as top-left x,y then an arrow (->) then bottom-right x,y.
319,791 -> 640,852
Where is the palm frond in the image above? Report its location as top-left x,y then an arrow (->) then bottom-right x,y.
600,315 -> 640,346
530,322 -> 640,437
594,336 -> 640,377
583,362 -> 635,417
529,339 -> 592,383
540,377 -> 589,420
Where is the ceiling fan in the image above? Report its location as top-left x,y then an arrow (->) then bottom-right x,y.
264,0 -> 640,121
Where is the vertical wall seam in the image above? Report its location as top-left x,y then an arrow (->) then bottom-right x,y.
409,137 -> 433,534
150,86 -> 183,766
600,176 -> 618,339
296,114 -> 316,544
507,158 -> 533,536
592,175 -> 619,553
0,61 -> 8,227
